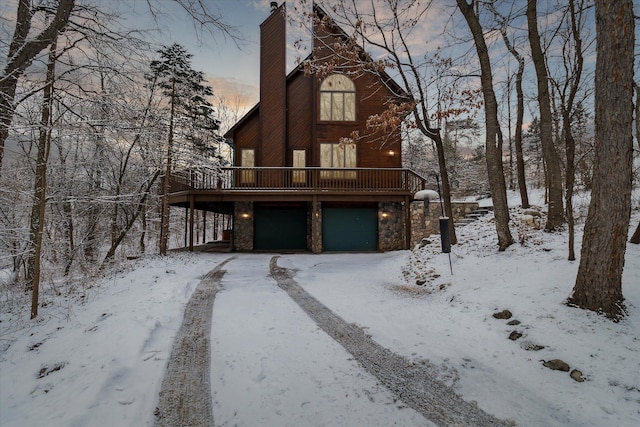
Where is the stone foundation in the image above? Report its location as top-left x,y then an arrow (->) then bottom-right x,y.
230,200 -> 478,252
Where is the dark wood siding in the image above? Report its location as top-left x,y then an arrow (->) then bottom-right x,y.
232,109 -> 260,165
354,73 -> 402,168
260,5 -> 286,168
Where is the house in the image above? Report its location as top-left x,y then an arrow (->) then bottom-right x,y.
168,2 -> 473,253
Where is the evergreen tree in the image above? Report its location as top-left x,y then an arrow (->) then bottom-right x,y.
148,43 -> 220,255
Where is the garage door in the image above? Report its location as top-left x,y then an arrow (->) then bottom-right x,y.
322,206 -> 378,251
254,206 -> 307,251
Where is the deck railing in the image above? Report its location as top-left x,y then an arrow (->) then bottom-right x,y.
170,167 -> 428,194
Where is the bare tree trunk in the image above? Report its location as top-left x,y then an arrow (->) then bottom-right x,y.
514,64 -> 529,209
527,0 -> 565,231
562,0 -> 586,261
630,82 -> 640,245
493,15 -> 530,209
140,199 -> 148,253
564,119 -> 577,260
27,38 -> 57,319
102,170 -> 161,264
569,0 -> 634,320
431,130 -> 458,245
456,0 -> 513,251
55,142 -> 76,276
0,0 -> 75,170
159,83 -> 175,255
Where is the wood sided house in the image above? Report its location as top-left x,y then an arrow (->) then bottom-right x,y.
167,2 -> 478,253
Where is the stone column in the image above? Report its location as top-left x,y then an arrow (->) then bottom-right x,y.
378,202 -> 404,251
233,202 -> 254,252
311,198 -> 322,253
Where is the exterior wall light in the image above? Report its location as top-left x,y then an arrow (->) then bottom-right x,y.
381,211 -> 389,219
388,150 -> 395,157
241,213 -> 251,219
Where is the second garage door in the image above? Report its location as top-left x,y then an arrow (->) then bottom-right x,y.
322,206 -> 378,251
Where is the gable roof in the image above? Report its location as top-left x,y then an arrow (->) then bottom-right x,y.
224,4 -> 408,140
311,4 -> 408,100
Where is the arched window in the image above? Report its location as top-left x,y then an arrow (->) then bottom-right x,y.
319,74 -> 356,121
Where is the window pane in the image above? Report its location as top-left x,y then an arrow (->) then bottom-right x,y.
345,144 -> 356,167
334,144 -> 344,168
344,93 -> 355,121
241,149 -> 255,183
293,150 -> 305,183
320,92 -> 332,121
241,149 -> 255,166
332,93 -> 344,121
320,144 -> 332,167
321,74 -> 355,91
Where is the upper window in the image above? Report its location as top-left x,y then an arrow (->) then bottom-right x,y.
320,74 -> 356,122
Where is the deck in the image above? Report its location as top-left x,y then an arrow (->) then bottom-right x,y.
168,167 -> 428,212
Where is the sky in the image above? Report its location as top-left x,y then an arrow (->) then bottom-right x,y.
130,0 -> 274,117
1,189 -> 639,426
2,0 -> 637,136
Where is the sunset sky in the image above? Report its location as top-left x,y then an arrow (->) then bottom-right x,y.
139,0 -> 276,117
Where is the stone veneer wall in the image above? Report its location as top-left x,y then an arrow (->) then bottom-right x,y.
310,201 -> 322,253
378,202 -> 405,251
233,201 -> 254,251
410,201 -> 480,247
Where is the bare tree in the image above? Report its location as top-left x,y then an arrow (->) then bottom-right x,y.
456,0 -> 514,251
489,3 -> 529,209
0,0 -> 75,171
568,0 -> 635,320
550,0 -> 590,260
526,0 -> 566,231
26,36 -> 57,319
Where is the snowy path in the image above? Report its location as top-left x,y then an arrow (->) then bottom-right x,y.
154,256 -> 234,427
269,256 -> 509,427
155,254 -> 507,426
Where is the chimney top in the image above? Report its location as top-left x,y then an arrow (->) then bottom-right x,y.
270,2 -> 278,12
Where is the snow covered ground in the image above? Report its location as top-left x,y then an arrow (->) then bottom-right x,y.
1,191 -> 639,426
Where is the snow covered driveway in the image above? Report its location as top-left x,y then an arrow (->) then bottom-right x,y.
152,253 -> 504,426
208,254 -> 432,426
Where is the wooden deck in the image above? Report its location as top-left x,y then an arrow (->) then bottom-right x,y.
167,167 -> 428,211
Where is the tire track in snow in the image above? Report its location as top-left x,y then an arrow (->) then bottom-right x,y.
269,256 -> 512,427
153,256 -> 234,427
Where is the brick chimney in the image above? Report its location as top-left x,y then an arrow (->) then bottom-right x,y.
259,2 -> 286,167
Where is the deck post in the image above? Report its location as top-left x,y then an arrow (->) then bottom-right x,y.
189,195 -> 195,251
404,195 -> 411,249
